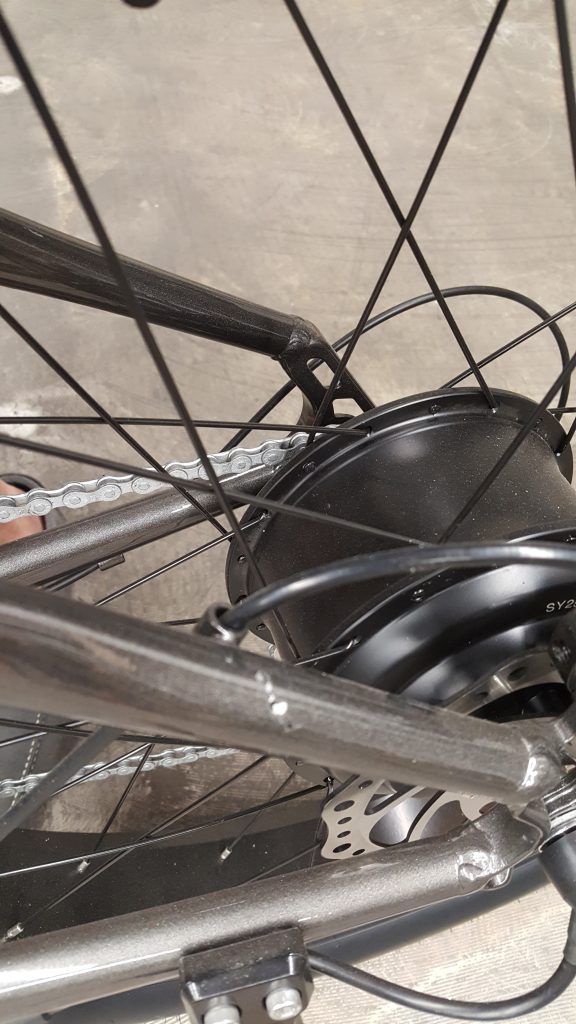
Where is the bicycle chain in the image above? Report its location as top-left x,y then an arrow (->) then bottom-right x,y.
0,431 -> 308,794
0,432 -> 308,521
0,744 -> 238,799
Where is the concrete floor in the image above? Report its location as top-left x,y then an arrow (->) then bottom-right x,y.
1,0 -> 576,1021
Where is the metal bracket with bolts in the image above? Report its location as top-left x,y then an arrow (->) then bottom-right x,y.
180,928 -> 313,1024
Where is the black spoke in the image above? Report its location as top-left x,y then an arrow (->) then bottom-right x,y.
0,302 -> 226,538
89,743 -> 154,856
309,776 -> 333,867
54,743 -> 150,797
162,618 -> 200,626
561,413 -> 576,449
4,755 -> 268,936
443,297 -> 576,388
223,385 -> 295,450
26,746 -> 154,931
246,840 -> 321,881
0,415 -> 368,438
0,8 -> 286,644
555,0 -> 576,189
441,348 -> 576,540
95,521 -> 261,608
0,726 -> 119,847
0,719 -> 88,750
44,564 -> 101,592
0,783 -> 323,883
0,430 -> 423,546
0,717 -> 196,748
439,0 -> 576,540
283,0 -> 499,422
295,640 -> 359,666
226,285 -> 573,451
219,771 -> 295,863
246,775 -> 356,881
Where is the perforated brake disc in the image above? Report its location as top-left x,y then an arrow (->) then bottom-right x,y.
226,389 -> 576,858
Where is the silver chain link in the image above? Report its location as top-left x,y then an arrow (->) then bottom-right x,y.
0,744 -> 237,799
0,431 -> 307,795
0,433 -> 307,521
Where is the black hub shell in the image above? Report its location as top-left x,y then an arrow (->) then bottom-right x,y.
226,389 -> 576,682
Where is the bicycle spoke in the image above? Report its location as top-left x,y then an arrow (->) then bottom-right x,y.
44,564 -> 101,592
0,725 -> 119,846
443,297 -> 576,388
4,754 -> 268,936
89,743 -> 154,856
308,776 -> 334,868
23,744 -> 155,930
561,413 -> 576,449
0,783 -> 323,882
226,285 -> 574,450
223,385 -> 295,450
261,776 -> 354,879
219,770 -> 295,863
0,9 -> 286,648
283,0 -> 499,421
439,1 -> 576,539
0,302 -> 226,538
0,719 -> 87,750
95,521 -> 261,608
0,717 -> 194,748
162,618 -> 200,626
0,415 -> 368,437
555,0 -> 576,188
441,348 -> 576,540
0,430 -> 423,545
553,1 -> 576,446
246,840 -> 321,881
53,743 -> 150,797
295,640 -> 360,667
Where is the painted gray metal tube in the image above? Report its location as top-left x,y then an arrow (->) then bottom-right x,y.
0,208 -> 297,355
0,584 -> 563,805
0,465 -> 272,586
24,862 -> 548,1024
0,811 -> 539,1022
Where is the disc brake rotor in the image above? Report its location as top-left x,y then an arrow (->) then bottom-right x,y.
320,650 -> 568,859
226,388 -> 576,857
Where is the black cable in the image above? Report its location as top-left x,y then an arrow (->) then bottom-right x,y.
224,285 -> 572,450
220,542 -> 576,631
308,936 -> 576,1020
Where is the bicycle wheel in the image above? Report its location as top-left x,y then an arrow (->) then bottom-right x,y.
1,1 -> 576,1021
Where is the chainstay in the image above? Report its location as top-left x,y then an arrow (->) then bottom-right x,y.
0,433 -> 308,522
0,434 -> 307,794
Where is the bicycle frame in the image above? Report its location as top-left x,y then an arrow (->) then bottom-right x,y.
0,209 -> 571,1020
0,207 -> 370,427
0,581 -> 561,1021
0,204 -> 371,586
0,809 -> 541,1022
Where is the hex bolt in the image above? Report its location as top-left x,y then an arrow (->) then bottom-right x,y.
203,1003 -> 241,1024
265,985 -> 303,1021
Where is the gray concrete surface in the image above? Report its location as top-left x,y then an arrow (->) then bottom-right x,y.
1,0 -> 576,1021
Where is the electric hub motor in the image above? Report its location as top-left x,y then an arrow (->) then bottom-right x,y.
227,389 -> 576,850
